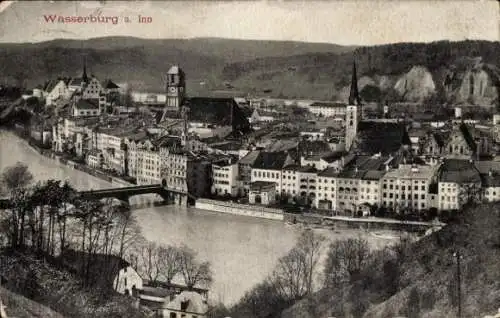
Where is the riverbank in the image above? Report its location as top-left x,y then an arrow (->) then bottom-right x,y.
284,212 -> 444,234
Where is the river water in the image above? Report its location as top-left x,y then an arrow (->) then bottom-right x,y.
0,131 -> 395,305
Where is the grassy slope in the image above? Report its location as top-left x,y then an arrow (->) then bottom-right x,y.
282,203 -> 500,318
0,286 -> 65,318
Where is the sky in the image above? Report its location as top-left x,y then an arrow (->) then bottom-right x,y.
0,1 -> 498,45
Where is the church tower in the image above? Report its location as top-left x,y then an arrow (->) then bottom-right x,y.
345,60 -> 362,151
82,58 -> 89,84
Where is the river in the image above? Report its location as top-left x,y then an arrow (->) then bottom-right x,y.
0,131 -> 395,305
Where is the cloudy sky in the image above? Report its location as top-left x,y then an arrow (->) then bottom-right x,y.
0,1 -> 498,45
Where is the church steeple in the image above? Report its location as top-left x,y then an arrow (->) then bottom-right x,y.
82,58 -> 89,83
348,60 -> 361,106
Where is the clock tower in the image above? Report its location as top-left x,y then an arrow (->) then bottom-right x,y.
165,65 -> 186,109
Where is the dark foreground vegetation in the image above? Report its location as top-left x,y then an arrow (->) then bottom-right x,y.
213,202 -> 500,318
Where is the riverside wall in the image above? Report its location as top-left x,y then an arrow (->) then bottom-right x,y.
195,199 -> 285,221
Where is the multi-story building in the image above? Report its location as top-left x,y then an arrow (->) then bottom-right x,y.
136,149 -> 161,185
211,157 -> 241,197
281,165 -> 300,198
336,154 -> 390,216
436,159 -> 482,211
160,149 -> 211,198
238,150 -> 261,195
307,102 -> 346,118
250,151 -> 295,194
315,167 -> 338,211
481,170 -> 500,202
442,123 -> 476,159
381,164 -> 438,213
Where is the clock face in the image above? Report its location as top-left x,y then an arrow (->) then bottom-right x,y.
169,86 -> 177,94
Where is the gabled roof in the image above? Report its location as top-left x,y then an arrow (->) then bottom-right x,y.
321,151 -> 345,163
252,151 -> 290,170
309,102 -> 346,108
103,79 -> 120,89
352,121 -> 411,155
43,79 -> 60,93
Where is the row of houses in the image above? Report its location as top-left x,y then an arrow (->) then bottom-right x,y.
211,147 -> 500,215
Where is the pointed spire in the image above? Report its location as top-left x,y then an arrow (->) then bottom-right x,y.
348,60 -> 361,106
82,57 -> 89,83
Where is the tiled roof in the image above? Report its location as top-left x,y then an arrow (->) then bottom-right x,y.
318,167 -> 339,178
185,97 -> 251,134
338,155 -> 389,179
252,151 -> 290,170
239,150 -> 261,165
352,121 -> 411,155
438,159 -> 481,183
74,99 -> 98,110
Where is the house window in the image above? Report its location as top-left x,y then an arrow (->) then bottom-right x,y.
170,314 -> 177,318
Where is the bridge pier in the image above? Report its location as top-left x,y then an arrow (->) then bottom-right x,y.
173,193 -> 187,206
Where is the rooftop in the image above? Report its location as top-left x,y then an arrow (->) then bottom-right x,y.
239,150 -> 261,165
163,291 -> 208,314
74,99 -> 98,110
309,101 -> 346,108
438,159 -> 482,184
318,167 -> 339,178
383,164 -> 437,180
252,151 -> 292,170
352,121 -> 411,155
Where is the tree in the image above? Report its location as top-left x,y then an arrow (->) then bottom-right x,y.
157,245 -> 182,284
323,237 -> 370,287
271,230 -> 325,302
1,163 -> 33,247
178,245 -> 213,289
139,241 -> 162,284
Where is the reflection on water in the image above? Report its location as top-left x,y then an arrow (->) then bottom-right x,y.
0,131 -> 393,304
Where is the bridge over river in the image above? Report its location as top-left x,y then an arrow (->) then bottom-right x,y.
0,183 -> 194,209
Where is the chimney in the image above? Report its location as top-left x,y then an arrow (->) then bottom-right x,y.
489,169 -> 493,177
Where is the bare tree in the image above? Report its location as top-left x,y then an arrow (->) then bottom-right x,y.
271,230 -> 325,301
139,241 -> 162,284
1,163 -> 33,247
272,247 -> 308,301
178,245 -> 213,289
157,245 -> 182,284
323,237 -> 371,287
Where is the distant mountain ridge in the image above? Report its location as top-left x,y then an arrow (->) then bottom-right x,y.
0,37 -> 498,105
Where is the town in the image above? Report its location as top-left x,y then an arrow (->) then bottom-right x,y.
9,58 -> 500,222
1,50 -> 500,318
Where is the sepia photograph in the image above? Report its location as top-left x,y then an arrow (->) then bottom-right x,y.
0,0 -> 499,317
